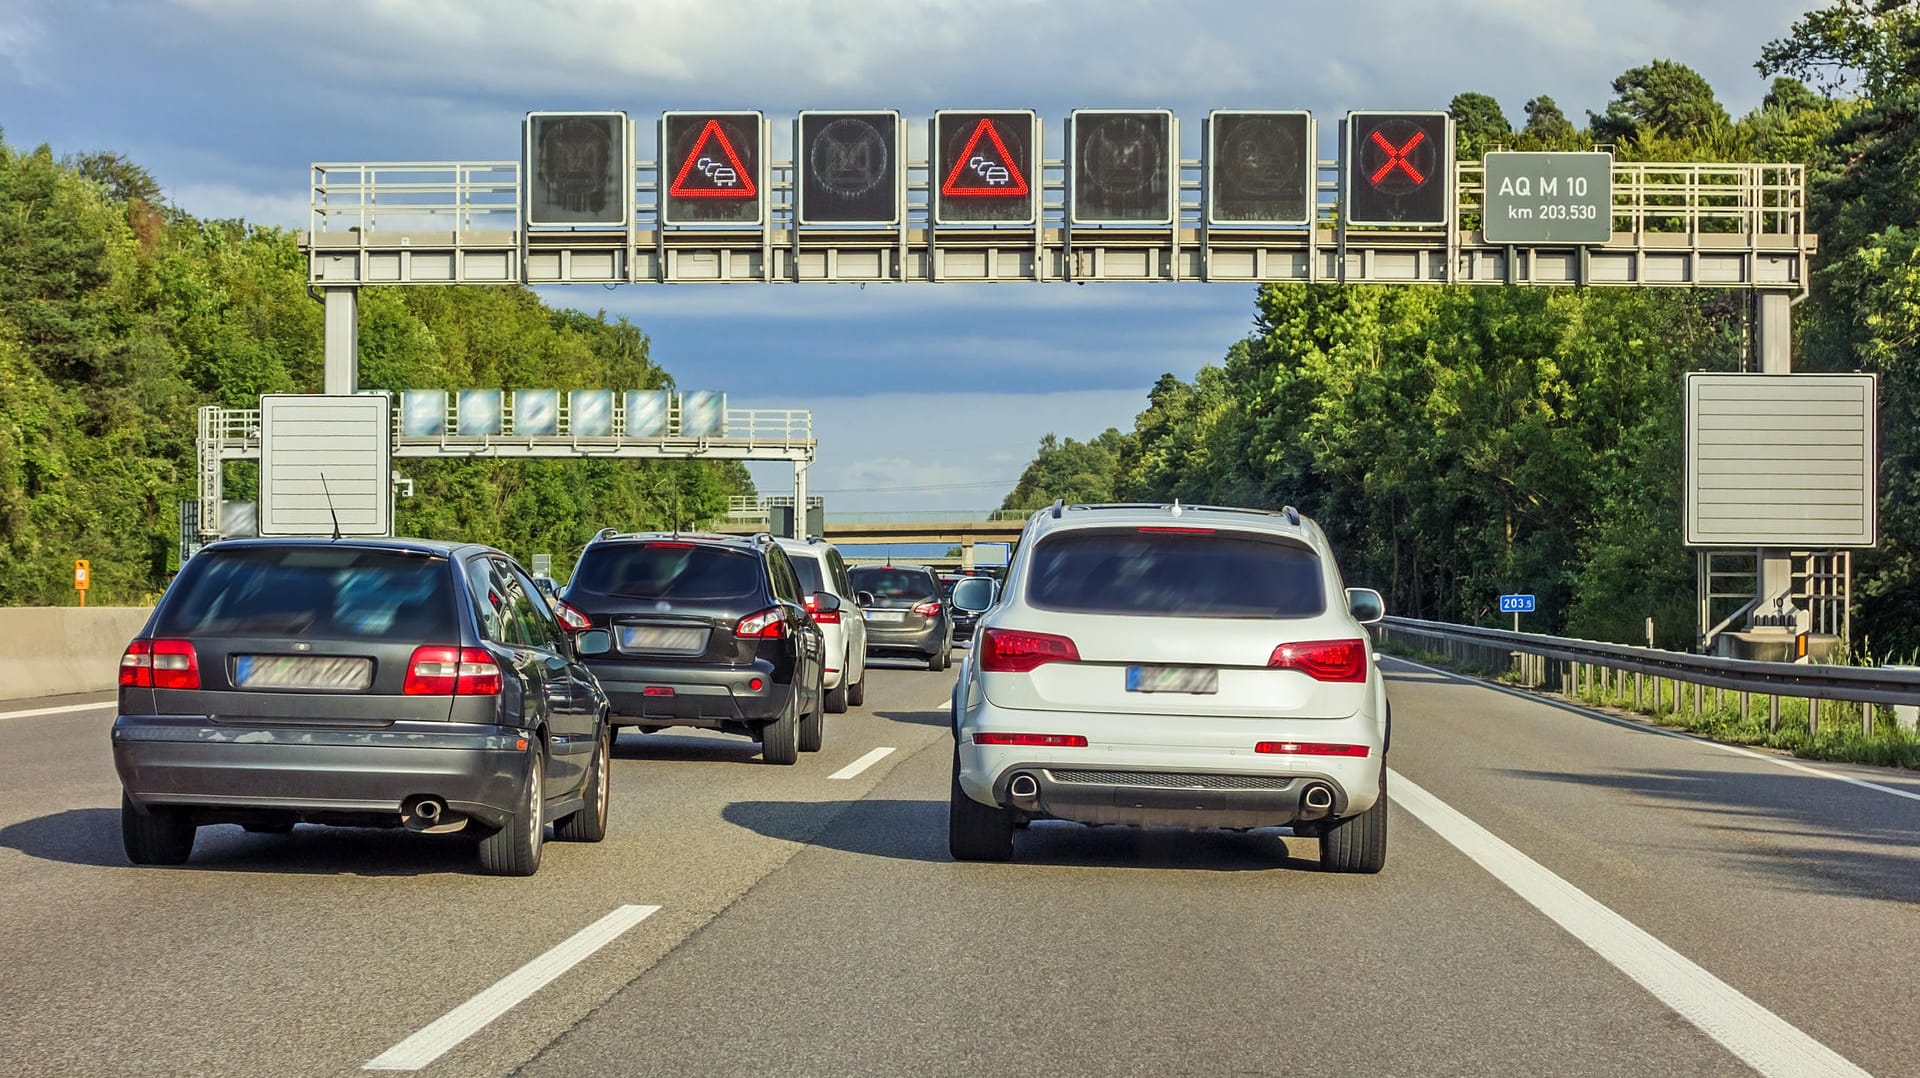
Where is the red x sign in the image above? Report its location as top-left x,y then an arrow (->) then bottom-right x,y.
1369,129 -> 1426,185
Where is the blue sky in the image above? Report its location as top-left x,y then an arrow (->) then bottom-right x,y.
1,0 -> 1816,513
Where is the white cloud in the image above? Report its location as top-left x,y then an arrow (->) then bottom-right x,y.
0,0 -> 47,84
168,181 -> 312,228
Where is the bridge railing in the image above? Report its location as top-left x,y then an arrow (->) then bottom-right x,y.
822,510 -> 1029,525
1376,616 -> 1920,736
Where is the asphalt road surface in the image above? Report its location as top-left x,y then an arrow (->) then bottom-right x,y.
3,654 -> 1918,1077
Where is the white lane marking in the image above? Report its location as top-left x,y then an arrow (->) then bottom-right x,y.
1388,769 -> 1871,1078
1382,655 -> 1920,806
0,702 -> 115,721
828,747 -> 896,781
363,904 -> 661,1071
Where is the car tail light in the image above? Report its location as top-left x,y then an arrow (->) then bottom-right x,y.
911,600 -> 942,617
1255,741 -> 1371,757
973,732 -> 1089,748
551,601 -> 592,632
643,686 -> 674,697
119,639 -> 199,689
736,607 -> 787,639
804,595 -> 841,625
648,541 -> 693,550
404,646 -> 501,696
1267,638 -> 1368,683
1137,526 -> 1215,534
978,628 -> 1079,673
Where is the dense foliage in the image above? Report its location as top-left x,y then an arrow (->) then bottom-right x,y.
1006,6 -> 1920,655
0,132 -> 750,605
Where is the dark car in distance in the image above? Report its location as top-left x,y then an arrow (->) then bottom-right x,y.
111,538 -> 613,877
559,531 -> 830,764
848,564 -> 954,670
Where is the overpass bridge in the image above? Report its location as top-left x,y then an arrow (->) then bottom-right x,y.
719,500 -> 1027,563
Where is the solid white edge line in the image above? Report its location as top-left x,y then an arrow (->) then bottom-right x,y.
0,702 -> 115,721
1387,768 -> 1870,1078
363,903 -> 661,1072
1381,655 -> 1920,805
828,746 -> 896,781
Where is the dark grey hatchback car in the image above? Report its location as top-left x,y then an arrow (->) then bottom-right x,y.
112,538 -> 613,876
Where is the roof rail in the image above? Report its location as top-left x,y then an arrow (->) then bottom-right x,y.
592,527 -> 620,542
1049,498 -> 1065,518
750,531 -> 776,544
1281,505 -> 1301,525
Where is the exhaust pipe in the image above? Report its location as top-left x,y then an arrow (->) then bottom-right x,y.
1007,772 -> 1040,809
1298,783 -> 1336,822
403,796 -> 465,833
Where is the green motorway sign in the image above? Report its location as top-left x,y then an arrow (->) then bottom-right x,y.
1482,151 -> 1612,244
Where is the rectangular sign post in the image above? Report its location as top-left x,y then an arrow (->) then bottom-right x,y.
1499,593 -> 1536,631
74,559 -> 90,607
1482,152 -> 1613,244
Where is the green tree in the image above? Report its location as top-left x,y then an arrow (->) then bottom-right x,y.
1520,96 -> 1581,148
1589,59 -> 1732,144
1450,92 -> 1513,159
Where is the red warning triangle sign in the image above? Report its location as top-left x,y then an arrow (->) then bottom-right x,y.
669,119 -> 757,199
941,118 -> 1030,197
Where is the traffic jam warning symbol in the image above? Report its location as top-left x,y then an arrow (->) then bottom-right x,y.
669,119 -> 756,199
934,111 -> 1036,225
661,112 -> 764,225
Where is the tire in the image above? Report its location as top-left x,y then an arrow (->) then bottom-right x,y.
847,671 -> 865,708
1319,771 -> 1388,874
122,791 -> 195,866
799,672 -> 826,753
760,692 -> 800,765
825,671 -> 849,715
555,727 -> 611,843
928,648 -> 947,672
948,755 -> 1013,862
478,745 -> 546,876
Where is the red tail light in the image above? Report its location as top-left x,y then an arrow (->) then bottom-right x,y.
736,608 -> 787,639
1256,741 -> 1371,757
973,732 -> 1089,747
404,646 -> 501,696
804,595 -> 841,625
911,601 -> 942,617
551,601 -> 591,632
119,639 -> 199,689
1137,526 -> 1215,534
1268,639 -> 1368,683
647,541 -> 693,549
978,628 -> 1079,673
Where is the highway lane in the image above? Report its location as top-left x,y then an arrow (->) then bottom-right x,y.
2,657 -> 1917,1075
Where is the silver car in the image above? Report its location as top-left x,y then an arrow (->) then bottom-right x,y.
773,538 -> 870,712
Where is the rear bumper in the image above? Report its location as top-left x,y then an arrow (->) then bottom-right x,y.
586,658 -> 791,726
865,620 -> 946,656
112,715 -> 531,828
955,700 -> 1384,829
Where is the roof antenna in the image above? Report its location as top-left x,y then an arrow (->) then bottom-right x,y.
318,472 -> 343,541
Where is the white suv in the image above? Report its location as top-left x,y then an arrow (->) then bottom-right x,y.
948,502 -> 1389,871
774,538 -> 869,712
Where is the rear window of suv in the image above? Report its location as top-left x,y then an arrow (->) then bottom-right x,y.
156,547 -> 458,640
848,567 -> 938,601
1026,529 -> 1325,618
571,543 -> 764,602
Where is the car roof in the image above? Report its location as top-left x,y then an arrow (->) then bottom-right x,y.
199,536 -> 479,558
1020,502 -> 1321,544
589,530 -> 765,550
848,563 -> 934,573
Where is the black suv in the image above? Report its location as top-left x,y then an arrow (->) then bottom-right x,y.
111,538 -> 613,877
560,531 -> 830,764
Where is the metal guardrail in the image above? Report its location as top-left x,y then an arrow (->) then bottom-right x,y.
1377,616 -> 1920,731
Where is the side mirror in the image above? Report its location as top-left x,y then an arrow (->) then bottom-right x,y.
854,590 -> 876,607
950,580 -> 994,614
811,592 -> 842,615
1346,588 -> 1385,626
575,629 -> 613,657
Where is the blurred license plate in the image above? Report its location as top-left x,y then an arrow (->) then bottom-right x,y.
1126,666 -> 1218,694
866,610 -> 905,624
620,626 -> 707,652
235,655 -> 373,691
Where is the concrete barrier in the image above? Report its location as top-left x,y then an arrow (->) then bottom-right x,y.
0,607 -> 153,699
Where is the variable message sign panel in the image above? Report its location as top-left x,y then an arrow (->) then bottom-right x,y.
661,111 -> 766,225
933,110 -> 1037,226
1207,110 -> 1314,226
796,111 -> 902,226
1069,109 -> 1175,226
525,112 -> 630,227
1345,111 -> 1451,227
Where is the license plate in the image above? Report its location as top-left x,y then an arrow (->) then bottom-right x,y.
234,655 -> 374,691
866,610 -> 905,624
619,626 -> 708,652
1126,666 -> 1218,694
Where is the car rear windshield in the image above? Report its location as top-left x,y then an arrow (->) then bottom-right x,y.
156,547 -> 458,640
1027,529 -> 1325,618
848,567 -> 938,601
571,543 -> 764,602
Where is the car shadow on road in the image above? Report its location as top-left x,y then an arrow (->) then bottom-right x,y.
0,808 -> 479,876
612,730 -> 766,764
722,797 -> 1302,872
1499,766 -> 1920,906
870,708 -> 950,729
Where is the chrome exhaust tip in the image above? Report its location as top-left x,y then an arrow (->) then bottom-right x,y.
1298,783 -> 1336,822
403,796 -> 464,833
1007,772 -> 1040,809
